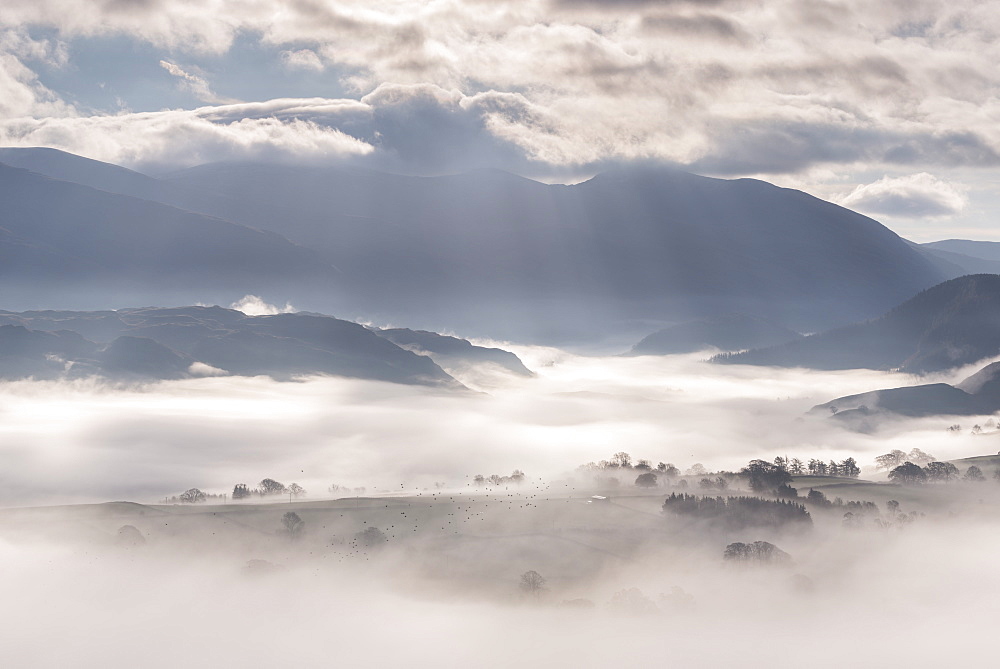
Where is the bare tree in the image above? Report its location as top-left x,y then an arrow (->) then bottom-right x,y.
281,511 -> 304,537
611,452 -> 632,468
259,478 -> 287,496
179,488 -> 206,504
519,570 -> 546,596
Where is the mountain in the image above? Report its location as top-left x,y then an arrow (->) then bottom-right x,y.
922,240 -> 1000,264
912,242 -> 1000,277
716,275 -> 1000,373
812,359 -> 1000,426
626,313 -> 801,355
0,148 -> 950,342
0,307 -> 462,387
376,328 -> 532,376
0,161 -> 339,311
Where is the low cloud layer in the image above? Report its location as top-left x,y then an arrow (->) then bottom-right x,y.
0,347 -> 991,507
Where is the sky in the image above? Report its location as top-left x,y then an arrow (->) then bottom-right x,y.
0,0 -> 998,240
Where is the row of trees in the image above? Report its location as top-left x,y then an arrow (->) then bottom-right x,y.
772,455 -> 861,478
887,461 -> 995,484
578,453 -> 705,478
874,449 -> 936,471
232,479 -> 306,499
472,470 -> 526,487
662,493 -> 812,529
168,488 -> 225,504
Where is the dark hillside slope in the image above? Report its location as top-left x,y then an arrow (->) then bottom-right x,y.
719,275 -> 1000,373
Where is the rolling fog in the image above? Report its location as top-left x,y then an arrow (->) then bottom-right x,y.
1,348 -> 999,667
0,345 -> 993,506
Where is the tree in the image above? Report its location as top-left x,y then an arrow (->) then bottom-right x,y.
723,541 -> 791,564
805,489 -> 831,507
657,463 -> 680,478
611,452 -> 632,468
839,457 -> 861,478
907,448 -> 936,466
635,459 -> 652,471
473,474 -> 485,486
179,488 -> 206,504
925,461 -> 959,483
232,483 -> 251,500
888,462 -> 927,485
288,483 -> 306,498
686,463 -> 708,476
519,570 -> 546,596
635,472 -> 658,488
875,450 -> 907,472
259,478 -> 286,496
964,465 -> 985,482
281,511 -> 304,537
355,526 -> 387,548
740,459 -> 793,494
788,458 -> 805,475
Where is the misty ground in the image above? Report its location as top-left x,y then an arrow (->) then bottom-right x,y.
2,478 -> 999,667
2,347 -> 1000,667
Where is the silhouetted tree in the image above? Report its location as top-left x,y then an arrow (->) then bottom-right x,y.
686,463 -> 708,476
281,511 -> 304,537
657,463 -> 680,478
288,483 -> 306,498
519,570 -> 546,596
925,461 -> 959,483
723,541 -> 790,564
875,450 -> 908,472
355,526 -> 387,548
232,483 -> 251,500
805,489 -> 831,507
888,462 -> 926,485
259,478 -> 286,496
635,459 -> 652,471
964,465 -> 985,482
908,448 -> 936,465
635,472 -> 658,488
611,452 -> 632,468
179,488 -> 206,504
839,457 -> 861,478
662,493 -> 811,529
740,459 -> 793,494
788,458 -> 805,475
775,483 -> 799,499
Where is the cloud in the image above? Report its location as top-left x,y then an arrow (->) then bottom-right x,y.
279,48 -> 324,72
229,295 -> 296,316
839,173 -> 969,218
2,0 -> 1000,179
159,60 -> 236,104
0,345 -> 987,506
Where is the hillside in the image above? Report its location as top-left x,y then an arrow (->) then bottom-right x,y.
627,313 -> 801,355
0,307 -> 464,387
0,162 -> 339,310
717,275 -> 1000,373
376,328 -> 533,376
0,148 -> 950,342
812,358 -> 1000,424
